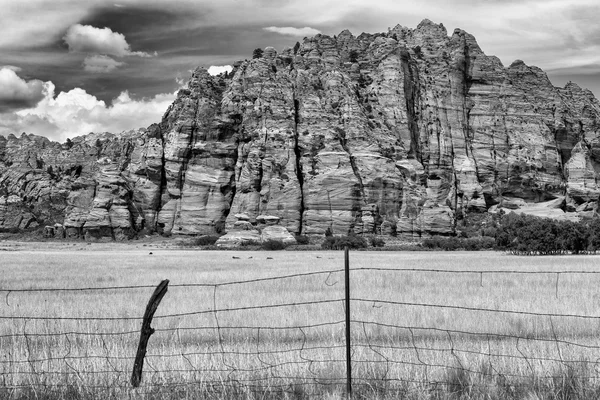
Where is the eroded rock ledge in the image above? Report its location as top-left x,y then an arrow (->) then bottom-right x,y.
1,20 -> 599,240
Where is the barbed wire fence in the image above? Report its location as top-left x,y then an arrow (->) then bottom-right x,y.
2,249 -> 600,398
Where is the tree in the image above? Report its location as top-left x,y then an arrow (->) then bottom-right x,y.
586,218 -> 600,253
349,50 -> 359,63
95,138 -> 103,156
65,138 -> 73,149
413,45 -> 423,58
293,41 -> 301,55
558,220 -> 587,254
252,48 -> 264,59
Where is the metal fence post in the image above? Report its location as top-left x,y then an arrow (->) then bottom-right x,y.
344,246 -> 352,398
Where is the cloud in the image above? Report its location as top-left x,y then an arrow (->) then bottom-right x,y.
207,65 -> 233,76
0,80 -> 176,141
1,0 -> 599,106
1,65 -> 22,72
63,23 -> 151,57
263,26 -> 321,36
0,68 -> 46,112
83,55 -> 126,73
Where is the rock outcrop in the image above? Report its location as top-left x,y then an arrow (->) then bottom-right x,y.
1,20 -> 600,240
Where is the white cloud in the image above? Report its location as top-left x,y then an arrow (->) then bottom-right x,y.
263,26 -> 321,37
0,80 -> 176,141
0,67 -> 46,111
63,24 -> 151,57
83,55 -> 126,73
207,65 -> 233,76
1,65 -> 22,72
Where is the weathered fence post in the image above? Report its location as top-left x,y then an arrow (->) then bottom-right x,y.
344,246 -> 352,398
131,279 -> 169,387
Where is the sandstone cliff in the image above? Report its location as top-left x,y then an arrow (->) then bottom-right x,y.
1,20 -> 599,240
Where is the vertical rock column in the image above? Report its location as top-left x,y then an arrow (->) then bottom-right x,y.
294,36 -> 367,235
157,69 -> 238,235
125,126 -> 164,232
224,47 -> 303,234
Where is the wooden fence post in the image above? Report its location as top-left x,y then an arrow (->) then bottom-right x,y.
131,279 -> 169,387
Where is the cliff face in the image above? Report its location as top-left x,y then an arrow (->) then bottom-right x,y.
1,20 -> 600,240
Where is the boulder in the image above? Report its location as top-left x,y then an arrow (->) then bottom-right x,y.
233,220 -> 255,231
235,213 -> 250,221
54,224 -> 66,238
256,215 -> 281,225
215,230 -> 261,247
43,226 -> 55,238
260,226 -> 297,245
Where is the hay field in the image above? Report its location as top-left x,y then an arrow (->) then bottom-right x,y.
2,246 -> 600,399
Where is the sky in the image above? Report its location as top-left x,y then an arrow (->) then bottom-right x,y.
1,0 -> 599,142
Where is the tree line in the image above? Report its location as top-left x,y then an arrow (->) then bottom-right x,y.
493,212 -> 600,255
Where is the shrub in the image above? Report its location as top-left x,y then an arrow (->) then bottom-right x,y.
262,240 -> 287,250
465,237 -> 495,250
481,227 -> 497,238
252,48 -> 264,59
193,235 -> 220,246
422,236 -> 495,251
370,237 -> 386,248
423,236 -> 459,250
321,235 -> 368,250
413,45 -> 423,58
349,50 -> 359,63
295,235 -> 310,245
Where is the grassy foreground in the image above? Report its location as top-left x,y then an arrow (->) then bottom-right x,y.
2,247 -> 600,399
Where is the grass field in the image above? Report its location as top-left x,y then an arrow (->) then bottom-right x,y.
2,245 -> 600,399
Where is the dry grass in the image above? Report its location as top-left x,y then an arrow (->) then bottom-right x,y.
2,247 -> 600,399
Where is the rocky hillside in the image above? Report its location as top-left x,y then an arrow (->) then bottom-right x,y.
1,19 -> 599,240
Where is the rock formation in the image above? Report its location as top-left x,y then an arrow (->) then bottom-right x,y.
1,20 -> 599,240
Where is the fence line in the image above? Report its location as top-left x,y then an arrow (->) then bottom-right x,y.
5,292 -> 600,322
0,268 -> 346,293
5,267 -> 600,294
2,256 -> 600,397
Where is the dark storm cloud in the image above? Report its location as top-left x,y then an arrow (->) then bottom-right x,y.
42,4 -> 303,102
0,68 -> 46,112
77,5 -> 199,51
0,99 -> 40,113
1,48 -> 93,98
52,4 -> 312,102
